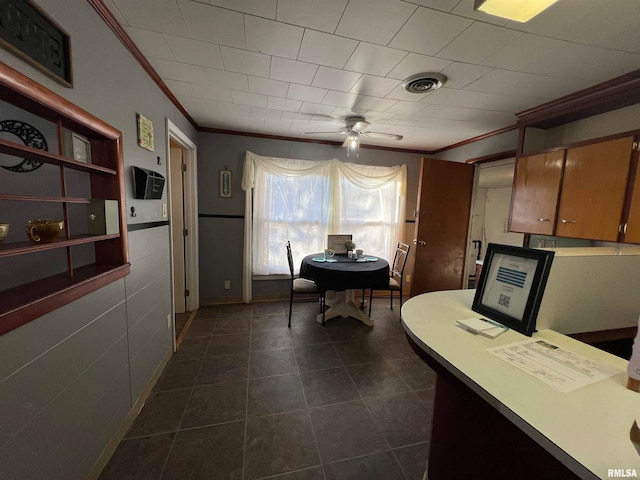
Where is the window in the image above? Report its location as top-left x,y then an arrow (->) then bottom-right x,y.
242,152 -> 406,298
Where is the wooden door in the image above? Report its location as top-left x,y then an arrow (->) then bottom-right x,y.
411,158 -> 475,295
622,142 -> 640,243
509,150 -> 564,235
170,146 -> 187,313
556,136 -> 634,241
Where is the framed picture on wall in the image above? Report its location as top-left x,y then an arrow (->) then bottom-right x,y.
220,169 -> 232,197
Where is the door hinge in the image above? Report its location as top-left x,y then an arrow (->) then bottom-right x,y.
183,228 -> 188,236
185,289 -> 190,297
181,163 -> 187,172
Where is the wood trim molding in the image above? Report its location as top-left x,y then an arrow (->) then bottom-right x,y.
516,69 -> 640,128
88,0 -> 197,128
465,149 -> 516,164
429,124 -> 518,155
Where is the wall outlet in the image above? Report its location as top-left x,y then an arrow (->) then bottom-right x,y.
405,274 -> 411,283
224,280 -> 231,290
166,314 -> 172,330
162,203 -> 167,218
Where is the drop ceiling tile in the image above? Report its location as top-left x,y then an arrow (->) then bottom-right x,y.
481,34 -> 567,71
420,104 -> 515,124
344,43 -> 407,76
386,53 -> 452,80
231,90 -> 268,108
178,96 -> 250,120
522,43 -> 640,82
248,77 -> 289,97
335,0 -> 417,45
245,15 -> 303,59
267,97 -> 302,112
402,0 -> 460,12
322,91 -> 362,108
191,83 -> 233,102
386,101 -> 427,115
466,69 -> 591,99
281,111 -> 315,122
350,76 -> 399,97
163,79 -> 195,97
179,1 -> 245,48
162,34 -> 224,68
554,0 -> 640,53
389,7 -> 472,56
270,57 -> 318,85
220,46 -> 270,77
437,22 -> 523,63
208,0 -> 277,19
299,103 -> 336,116
298,30 -> 358,69
353,96 -> 397,112
287,84 -> 328,103
311,67 -> 361,92
250,107 -> 283,120
422,88 -> 537,112
276,0 -> 348,33
441,62 -> 493,89
124,27 -> 174,60
201,67 -> 249,90
150,58 -> 207,83
112,0 -> 188,35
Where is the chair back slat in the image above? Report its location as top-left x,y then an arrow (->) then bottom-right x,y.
391,242 -> 410,280
286,241 -> 295,278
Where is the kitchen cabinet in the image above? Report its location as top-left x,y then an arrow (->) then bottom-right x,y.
509,150 -> 564,235
555,136 -> 634,241
509,136 -> 637,242
0,62 -> 129,335
622,155 -> 640,244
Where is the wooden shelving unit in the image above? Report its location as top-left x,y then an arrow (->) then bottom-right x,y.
0,62 -> 129,335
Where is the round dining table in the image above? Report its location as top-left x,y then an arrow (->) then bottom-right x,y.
299,253 -> 390,326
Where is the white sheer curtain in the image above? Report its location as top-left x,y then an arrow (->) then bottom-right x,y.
242,151 -> 406,303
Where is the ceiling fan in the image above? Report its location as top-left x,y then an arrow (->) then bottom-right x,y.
304,115 -> 403,156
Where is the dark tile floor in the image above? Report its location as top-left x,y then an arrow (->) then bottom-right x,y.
99,298 -> 436,480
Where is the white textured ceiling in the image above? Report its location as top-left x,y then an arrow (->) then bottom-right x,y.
105,0 -> 640,152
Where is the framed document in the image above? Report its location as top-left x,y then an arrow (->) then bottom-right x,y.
327,234 -> 352,254
472,243 -> 555,336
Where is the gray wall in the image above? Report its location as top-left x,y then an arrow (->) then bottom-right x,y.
196,132 -> 427,303
0,1 -> 196,478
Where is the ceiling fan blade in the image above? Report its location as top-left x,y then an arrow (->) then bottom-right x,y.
361,131 -> 403,141
303,130 -> 349,135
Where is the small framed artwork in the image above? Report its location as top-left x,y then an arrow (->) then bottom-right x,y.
220,169 -> 232,197
327,234 -> 353,254
136,113 -> 154,151
472,243 -> 555,336
62,129 -> 91,163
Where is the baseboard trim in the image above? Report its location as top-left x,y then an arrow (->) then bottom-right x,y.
86,347 -> 173,480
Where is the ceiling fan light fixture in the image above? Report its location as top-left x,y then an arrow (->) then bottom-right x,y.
347,133 -> 359,157
402,73 -> 447,94
473,0 -> 558,22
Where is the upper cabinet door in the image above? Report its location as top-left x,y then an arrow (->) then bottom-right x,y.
556,136 -> 634,241
622,143 -> 640,244
509,150 -> 564,235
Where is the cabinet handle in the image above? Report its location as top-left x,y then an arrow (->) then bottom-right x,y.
620,223 -> 628,234
560,219 -> 577,223
537,218 -> 550,222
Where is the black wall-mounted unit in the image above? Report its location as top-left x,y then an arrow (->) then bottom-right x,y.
132,166 -> 165,199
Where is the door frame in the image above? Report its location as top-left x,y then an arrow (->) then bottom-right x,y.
166,119 -> 199,350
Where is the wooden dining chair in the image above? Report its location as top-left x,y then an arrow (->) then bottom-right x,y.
368,242 -> 411,316
286,241 -> 325,327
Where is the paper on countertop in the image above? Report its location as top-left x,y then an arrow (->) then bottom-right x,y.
487,339 -> 621,393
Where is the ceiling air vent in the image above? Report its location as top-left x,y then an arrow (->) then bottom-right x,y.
402,73 -> 447,94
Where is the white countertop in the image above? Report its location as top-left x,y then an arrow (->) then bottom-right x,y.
401,290 -> 640,480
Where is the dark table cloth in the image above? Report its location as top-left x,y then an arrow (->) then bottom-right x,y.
299,253 -> 390,292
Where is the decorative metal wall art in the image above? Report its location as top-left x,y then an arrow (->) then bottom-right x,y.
0,119 -> 47,172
